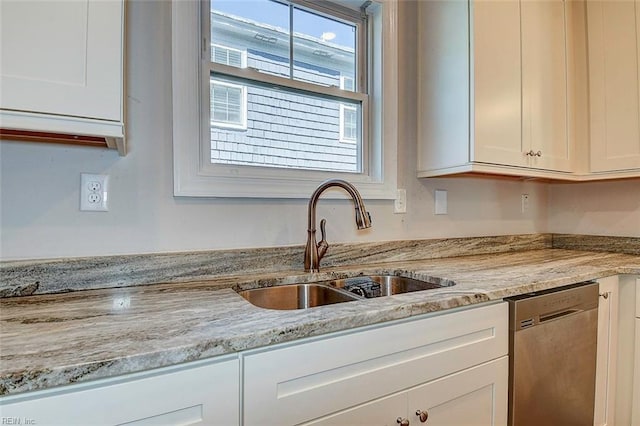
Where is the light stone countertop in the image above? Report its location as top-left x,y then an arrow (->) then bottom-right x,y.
1,248 -> 639,396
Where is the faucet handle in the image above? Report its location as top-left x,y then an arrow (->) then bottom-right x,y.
317,218 -> 329,260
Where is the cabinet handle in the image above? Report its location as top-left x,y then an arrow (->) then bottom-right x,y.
396,417 -> 410,426
534,150 -> 542,157
525,150 -> 542,157
416,409 -> 429,422
599,292 -> 609,299
525,150 -> 534,156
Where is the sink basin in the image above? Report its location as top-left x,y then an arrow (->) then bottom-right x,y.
328,275 -> 453,298
238,284 -> 359,310
237,275 -> 455,310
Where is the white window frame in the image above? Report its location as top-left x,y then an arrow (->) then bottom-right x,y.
171,0 -> 398,199
210,79 -> 247,130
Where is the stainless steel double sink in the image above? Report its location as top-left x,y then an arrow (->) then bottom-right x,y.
237,275 -> 455,310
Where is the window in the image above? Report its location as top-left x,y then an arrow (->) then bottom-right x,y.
210,80 -> 247,129
339,75 -> 357,143
172,0 -> 398,198
209,0 -> 365,173
339,104 -> 358,143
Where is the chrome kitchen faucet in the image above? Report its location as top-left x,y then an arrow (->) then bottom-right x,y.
304,179 -> 372,272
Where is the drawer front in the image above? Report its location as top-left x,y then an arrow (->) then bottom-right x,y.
243,302 -> 508,426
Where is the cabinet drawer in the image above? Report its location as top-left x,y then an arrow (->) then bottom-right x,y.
0,356 -> 239,426
243,302 -> 508,426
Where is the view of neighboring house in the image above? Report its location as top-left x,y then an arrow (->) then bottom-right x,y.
210,10 -> 360,172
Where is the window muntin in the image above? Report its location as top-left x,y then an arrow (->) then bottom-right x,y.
207,0 -> 366,173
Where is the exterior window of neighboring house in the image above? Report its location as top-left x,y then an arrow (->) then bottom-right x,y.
210,80 -> 247,129
210,44 -> 248,128
339,75 -> 357,143
172,0 -> 399,198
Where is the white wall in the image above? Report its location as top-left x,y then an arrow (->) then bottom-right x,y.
0,1 -> 549,261
548,179 -> 640,237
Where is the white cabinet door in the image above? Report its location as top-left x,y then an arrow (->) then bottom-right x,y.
472,0 -> 523,167
632,318 -> 640,425
587,0 -> 640,172
632,278 -> 640,425
306,357 -> 508,426
0,0 -> 123,122
521,0 -> 571,172
407,357 -> 508,426
0,356 -> 239,426
594,276 -> 620,426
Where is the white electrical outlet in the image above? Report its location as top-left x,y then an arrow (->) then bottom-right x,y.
394,188 -> 407,214
521,194 -> 530,213
80,173 -> 109,211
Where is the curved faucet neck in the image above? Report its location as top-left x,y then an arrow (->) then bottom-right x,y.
304,179 -> 371,272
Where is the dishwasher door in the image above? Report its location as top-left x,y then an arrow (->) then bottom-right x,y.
507,282 -> 599,426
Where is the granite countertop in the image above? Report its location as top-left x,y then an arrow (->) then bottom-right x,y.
1,248 -> 639,397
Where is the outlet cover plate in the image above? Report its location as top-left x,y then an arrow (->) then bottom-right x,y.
80,173 -> 109,211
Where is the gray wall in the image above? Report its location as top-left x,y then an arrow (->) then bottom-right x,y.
0,1 -> 557,260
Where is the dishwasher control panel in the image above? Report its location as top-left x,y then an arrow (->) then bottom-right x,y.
505,281 -> 599,331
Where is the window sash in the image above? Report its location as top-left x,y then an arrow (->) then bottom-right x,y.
204,1 -> 367,98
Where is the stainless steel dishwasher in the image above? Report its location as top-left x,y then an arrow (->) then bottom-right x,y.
506,281 -> 599,426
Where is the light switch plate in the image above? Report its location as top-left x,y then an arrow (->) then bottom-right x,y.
394,188 -> 407,214
434,189 -> 447,215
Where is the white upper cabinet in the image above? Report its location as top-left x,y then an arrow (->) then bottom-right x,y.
418,0 -> 573,179
0,0 -> 126,154
587,0 -> 640,173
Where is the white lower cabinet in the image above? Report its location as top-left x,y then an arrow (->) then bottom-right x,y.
0,355 -> 239,426
631,278 -> 640,425
242,302 -> 508,426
